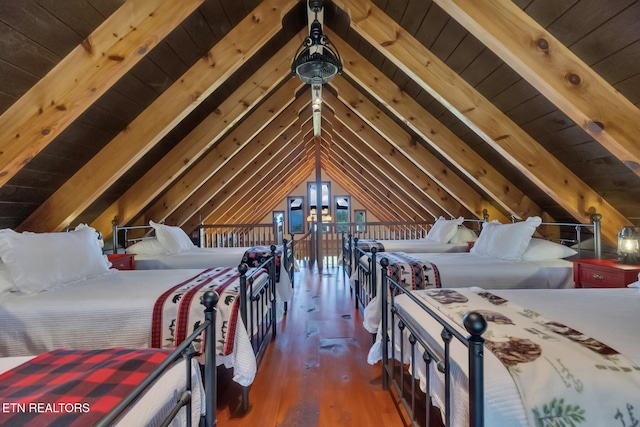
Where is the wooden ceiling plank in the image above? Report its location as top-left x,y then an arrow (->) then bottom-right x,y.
322,114 -> 449,220
334,0 -> 632,243
209,150 -> 313,225
323,138 -> 426,222
321,158 -> 396,222
0,0 -> 204,189
325,86 -> 508,223
194,124 -> 312,229
92,36 -> 303,237
18,0 -> 299,233
220,149 -> 312,226
326,96 -> 476,220
329,30 -> 549,221
171,115 -> 309,229
433,0 -> 640,175
140,83 -> 308,225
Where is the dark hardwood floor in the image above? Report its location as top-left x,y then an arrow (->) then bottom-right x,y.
215,262 -> 413,426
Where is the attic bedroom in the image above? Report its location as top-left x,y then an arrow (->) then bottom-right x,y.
0,0 -> 639,426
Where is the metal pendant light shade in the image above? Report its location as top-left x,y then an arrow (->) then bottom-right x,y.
292,0 -> 342,85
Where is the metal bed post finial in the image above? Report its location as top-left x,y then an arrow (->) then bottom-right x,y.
482,209 -> 489,222
464,311 -> 487,427
591,213 -> 602,259
202,290 -> 219,427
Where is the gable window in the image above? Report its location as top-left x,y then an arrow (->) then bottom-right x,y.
355,210 -> 366,233
288,197 -> 304,234
335,196 -> 350,233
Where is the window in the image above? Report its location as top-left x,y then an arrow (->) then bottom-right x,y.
335,196 -> 350,232
308,182 -> 331,232
355,210 -> 366,233
308,182 -> 330,212
288,197 -> 304,234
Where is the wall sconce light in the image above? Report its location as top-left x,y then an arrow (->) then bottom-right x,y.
617,226 -> 639,264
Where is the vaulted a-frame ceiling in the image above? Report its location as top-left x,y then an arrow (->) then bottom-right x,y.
0,0 -> 638,245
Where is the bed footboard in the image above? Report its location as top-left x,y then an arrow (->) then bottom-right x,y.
379,257 -> 487,427
97,291 -> 220,427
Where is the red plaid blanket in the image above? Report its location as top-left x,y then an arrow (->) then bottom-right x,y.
0,348 -> 171,427
151,267 -> 268,356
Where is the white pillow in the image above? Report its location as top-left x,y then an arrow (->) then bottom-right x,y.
473,217 -> 542,260
125,237 -> 167,256
0,261 -> 18,295
149,220 -> 194,255
426,216 -> 464,243
522,238 -> 577,261
0,227 -> 111,294
449,226 -> 478,244
470,220 -> 501,255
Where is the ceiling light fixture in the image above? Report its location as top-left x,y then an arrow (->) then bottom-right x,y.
292,0 -> 342,85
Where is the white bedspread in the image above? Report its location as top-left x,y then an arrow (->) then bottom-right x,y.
0,355 -> 204,426
133,246 -> 292,302
0,269 -> 257,385
369,288 -> 640,427
361,252 -> 574,333
374,239 -> 468,253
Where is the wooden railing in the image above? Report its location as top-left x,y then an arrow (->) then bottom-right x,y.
199,221 -> 283,248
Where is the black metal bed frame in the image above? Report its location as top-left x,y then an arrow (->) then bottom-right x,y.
343,215 -> 603,314
379,257 -> 487,427
96,290 -> 220,427
96,256 -> 277,425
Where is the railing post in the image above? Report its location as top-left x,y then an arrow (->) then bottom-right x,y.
464,312 -> 487,427
199,224 -> 205,248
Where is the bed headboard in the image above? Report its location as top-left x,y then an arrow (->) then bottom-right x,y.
511,213 -> 602,259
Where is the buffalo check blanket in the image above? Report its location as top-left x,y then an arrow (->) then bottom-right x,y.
383,252 -> 439,290
0,348 -> 171,427
243,245 -> 282,282
418,288 -> 640,427
151,266 -> 269,357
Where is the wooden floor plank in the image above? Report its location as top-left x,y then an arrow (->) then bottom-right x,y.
215,263 -> 411,426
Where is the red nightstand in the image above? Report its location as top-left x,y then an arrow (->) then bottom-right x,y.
107,253 -> 136,270
572,259 -> 640,288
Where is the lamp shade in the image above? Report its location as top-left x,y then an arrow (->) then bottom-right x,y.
617,226 -> 639,264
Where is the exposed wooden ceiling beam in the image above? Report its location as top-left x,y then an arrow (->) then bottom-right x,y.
321,145 -> 417,222
93,34 -> 303,238
322,113 -> 451,220
199,116 -> 315,226
18,0 -> 299,233
324,87 -> 508,223
333,0 -> 631,243
140,82 -> 308,224
172,115 -> 311,230
433,0 -> 640,175
328,29 -> 550,221
0,0 -> 204,188
211,149 -> 314,225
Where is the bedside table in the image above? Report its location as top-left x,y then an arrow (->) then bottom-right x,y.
107,253 -> 136,270
572,259 -> 640,288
